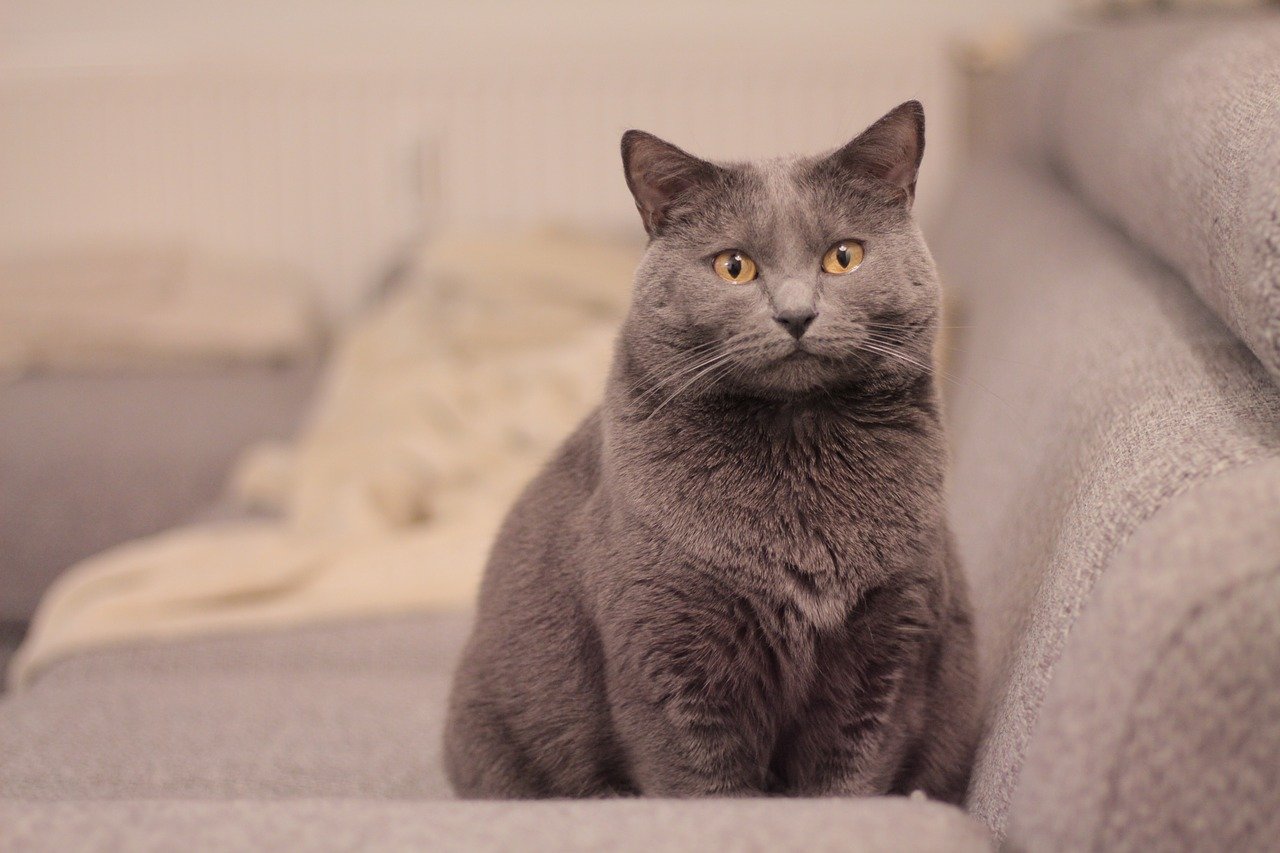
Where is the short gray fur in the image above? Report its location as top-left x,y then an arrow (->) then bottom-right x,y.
444,102 -> 976,800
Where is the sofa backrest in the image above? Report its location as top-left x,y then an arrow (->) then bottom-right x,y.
935,14 -> 1280,848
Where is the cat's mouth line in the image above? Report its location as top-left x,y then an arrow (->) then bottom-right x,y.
777,344 -> 838,365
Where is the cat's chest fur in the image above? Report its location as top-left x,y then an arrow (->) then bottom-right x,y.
600,389 -> 944,627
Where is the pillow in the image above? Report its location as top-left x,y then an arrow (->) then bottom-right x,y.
0,246 -> 323,375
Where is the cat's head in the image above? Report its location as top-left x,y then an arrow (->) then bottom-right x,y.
618,101 -> 940,404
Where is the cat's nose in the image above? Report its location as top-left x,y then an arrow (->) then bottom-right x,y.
774,310 -> 817,340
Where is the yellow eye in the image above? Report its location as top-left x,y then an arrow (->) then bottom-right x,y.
821,240 -> 865,275
713,250 -> 758,283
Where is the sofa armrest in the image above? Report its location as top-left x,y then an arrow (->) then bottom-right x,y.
1008,462 -> 1280,851
1,797 -> 992,852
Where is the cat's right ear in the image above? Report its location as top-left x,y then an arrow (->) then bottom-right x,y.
621,131 -> 720,237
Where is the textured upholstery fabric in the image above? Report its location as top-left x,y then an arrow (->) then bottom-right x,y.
933,161 -> 1280,837
0,798 -> 992,852
1009,463 -> 1280,850
1021,15 -> 1280,384
0,614 -> 992,849
0,362 -> 318,622
0,615 -> 469,799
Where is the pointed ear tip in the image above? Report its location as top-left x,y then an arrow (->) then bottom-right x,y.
891,101 -> 925,153
621,129 -> 665,164
621,130 -> 647,167
896,100 -> 925,125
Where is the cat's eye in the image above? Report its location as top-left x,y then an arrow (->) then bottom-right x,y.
821,240 -> 865,275
713,250 -> 758,284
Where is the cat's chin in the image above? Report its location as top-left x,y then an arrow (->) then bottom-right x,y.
747,353 -> 844,396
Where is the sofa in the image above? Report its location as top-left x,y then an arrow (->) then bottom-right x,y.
0,248 -> 323,628
3,14 -> 1279,851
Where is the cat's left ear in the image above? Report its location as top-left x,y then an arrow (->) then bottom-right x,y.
828,100 -> 925,206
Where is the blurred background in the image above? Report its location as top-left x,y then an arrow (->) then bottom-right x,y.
0,0 -> 1066,315
0,0 -> 1076,669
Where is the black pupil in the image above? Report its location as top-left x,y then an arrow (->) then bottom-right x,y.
726,255 -> 742,278
836,246 -> 850,267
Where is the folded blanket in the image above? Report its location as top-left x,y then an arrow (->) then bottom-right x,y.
0,246 -> 323,376
230,230 -> 633,536
9,514 -> 496,690
11,231 -> 636,688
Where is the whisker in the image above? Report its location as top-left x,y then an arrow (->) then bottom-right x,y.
857,338 -> 1025,421
866,325 -> 1054,374
632,350 -> 727,403
643,338 -> 760,421
629,339 -> 739,403
630,331 -> 760,405
644,354 -> 737,420
865,322 -> 974,331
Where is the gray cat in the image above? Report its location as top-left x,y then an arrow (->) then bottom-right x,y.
444,101 -> 976,801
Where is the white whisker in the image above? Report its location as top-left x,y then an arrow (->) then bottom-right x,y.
858,336 -> 1025,420
642,336 -> 762,420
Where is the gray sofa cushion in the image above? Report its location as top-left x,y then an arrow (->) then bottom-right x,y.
0,613 -> 992,850
0,614 -> 468,799
1009,462 -> 1280,851
1022,15 -> 1280,384
0,798 -> 991,852
0,362 -> 318,622
934,157 -> 1280,839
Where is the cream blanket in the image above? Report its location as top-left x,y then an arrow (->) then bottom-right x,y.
10,231 -> 636,689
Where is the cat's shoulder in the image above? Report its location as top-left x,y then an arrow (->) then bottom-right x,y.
485,407 -> 605,577
517,406 -> 604,509
552,406 -> 603,473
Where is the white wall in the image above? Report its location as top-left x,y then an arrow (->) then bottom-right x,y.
0,1 -> 1065,315
0,2 -> 1066,71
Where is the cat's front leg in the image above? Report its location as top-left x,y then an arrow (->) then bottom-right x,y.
779,584 -> 934,797
598,577 -> 779,796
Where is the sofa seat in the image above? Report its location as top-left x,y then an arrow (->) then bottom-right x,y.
2,798 -> 991,852
0,614 -> 992,851
0,616 -> 465,801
